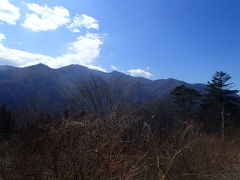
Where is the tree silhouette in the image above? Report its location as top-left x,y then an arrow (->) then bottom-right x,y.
171,85 -> 201,113
204,71 -> 239,142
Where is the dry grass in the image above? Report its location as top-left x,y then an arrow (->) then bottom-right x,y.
0,109 -> 239,180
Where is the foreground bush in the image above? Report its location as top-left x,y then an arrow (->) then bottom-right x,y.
0,109 -> 239,179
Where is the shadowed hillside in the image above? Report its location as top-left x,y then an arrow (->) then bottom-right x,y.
0,64 -> 206,109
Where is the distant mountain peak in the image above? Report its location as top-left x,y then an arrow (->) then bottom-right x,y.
30,63 -> 50,68
0,63 -> 207,108
24,63 -> 52,71
109,71 -> 126,76
0,65 -> 18,70
59,64 -> 87,70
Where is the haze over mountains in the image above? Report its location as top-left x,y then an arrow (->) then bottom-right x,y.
0,63 -> 206,109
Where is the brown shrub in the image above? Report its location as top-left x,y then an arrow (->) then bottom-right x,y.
0,110 -> 239,180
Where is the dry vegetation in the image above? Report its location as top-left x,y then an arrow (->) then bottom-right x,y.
0,74 -> 240,179
0,106 -> 240,180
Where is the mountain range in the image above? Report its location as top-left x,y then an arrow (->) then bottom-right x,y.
0,64 -> 206,110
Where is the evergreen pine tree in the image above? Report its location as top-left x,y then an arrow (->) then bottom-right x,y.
204,71 -> 239,142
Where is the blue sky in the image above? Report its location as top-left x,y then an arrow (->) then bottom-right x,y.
0,0 -> 239,89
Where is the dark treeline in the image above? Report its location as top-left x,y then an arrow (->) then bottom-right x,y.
0,71 -> 240,179
171,71 -> 240,137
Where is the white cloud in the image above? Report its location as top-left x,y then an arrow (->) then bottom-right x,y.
67,14 -> 99,33
86,64 -> 107,72
0,0 -> 20,24
0,43 -> 54,66
111,65 -> 118,70
0,32 -> 106,71
128,69 -> 153,78
53,32 -> 103,67
22,3 -> 70,32
0,33 -> 5,41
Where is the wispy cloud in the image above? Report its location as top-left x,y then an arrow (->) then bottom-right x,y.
54,32 -> 104,68
0,33 -> 5,41
0,32 -> 106,71
128,69 -> 153,78
86,64 -> 106,72
67,14 -> 99,33
0,0 -> 20,25
0,2 -> 106,72
111,65 -> 118,70
22,3 -> 70,32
